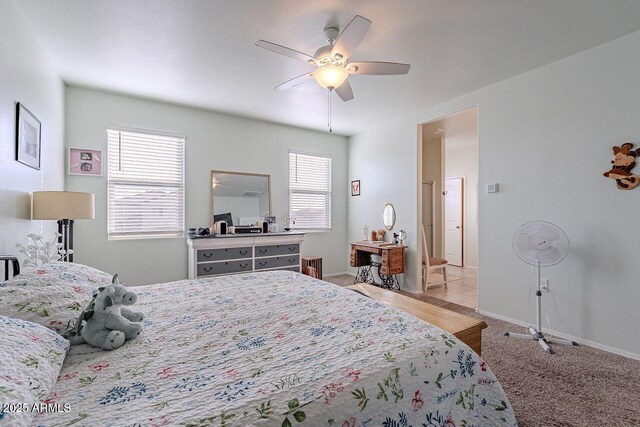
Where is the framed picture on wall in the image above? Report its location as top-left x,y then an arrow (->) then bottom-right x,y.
351,180 -> 361,196
15,103 -> 42,170
68,148 -> 103,176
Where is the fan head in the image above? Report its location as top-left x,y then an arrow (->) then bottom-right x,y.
512,221 -> 569,267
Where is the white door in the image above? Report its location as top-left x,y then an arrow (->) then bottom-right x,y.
444,177 -> 463,266
422,182 -> 434,255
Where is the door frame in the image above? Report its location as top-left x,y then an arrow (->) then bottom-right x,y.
421,180 -> 435,255
444,175 -> 465,266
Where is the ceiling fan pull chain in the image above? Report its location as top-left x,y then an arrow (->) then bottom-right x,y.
328,89 -> 333,133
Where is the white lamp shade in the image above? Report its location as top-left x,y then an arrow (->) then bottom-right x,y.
312,64 -> 349,89
32,191 -> 95,220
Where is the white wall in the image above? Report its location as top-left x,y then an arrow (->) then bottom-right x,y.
444,110 -> 478,268
348,118 -> 421,289
0,1 -> 64,268
65,87 -> 348,285
349,31 -> 640,357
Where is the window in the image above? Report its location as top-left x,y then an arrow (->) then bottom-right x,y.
107,129 -> 184,240
289,151 -> 332,231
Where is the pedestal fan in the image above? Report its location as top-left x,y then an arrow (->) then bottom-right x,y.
505,221 -> 578,354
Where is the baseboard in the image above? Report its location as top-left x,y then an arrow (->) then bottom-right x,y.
478,309 -> 640,361
323,271 -> 350,278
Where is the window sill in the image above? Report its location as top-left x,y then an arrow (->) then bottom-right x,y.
290,229 -> 331,234
108,234 -> 184,241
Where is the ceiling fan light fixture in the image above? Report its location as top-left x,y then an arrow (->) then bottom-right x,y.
313,64 -> 349,89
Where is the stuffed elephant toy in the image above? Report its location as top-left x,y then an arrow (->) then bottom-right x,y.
70,283 -> 144,350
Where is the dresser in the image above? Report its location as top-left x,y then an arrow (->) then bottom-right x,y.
186,232 -> 305,279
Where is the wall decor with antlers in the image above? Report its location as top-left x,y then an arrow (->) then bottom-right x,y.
603,143 -> 640,190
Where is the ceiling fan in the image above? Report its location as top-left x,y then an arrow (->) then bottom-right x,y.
256,15 -> 410,130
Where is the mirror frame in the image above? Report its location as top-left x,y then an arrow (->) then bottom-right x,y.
383,202 -> 396,230
210,170 -> 272,227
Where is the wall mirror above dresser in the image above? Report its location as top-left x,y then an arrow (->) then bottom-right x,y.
210,170 -> 271,227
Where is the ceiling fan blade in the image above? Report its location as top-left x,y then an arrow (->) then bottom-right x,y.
331,15 -> 371,60
274,72 -> 313,91
256,40 -> 315,63
335,79 -> 354,102
348,61 -> 410,75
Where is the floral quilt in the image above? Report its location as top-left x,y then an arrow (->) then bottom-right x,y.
33,271 -> 517,427
0,262 -> 111,336
0,316 -> 69,427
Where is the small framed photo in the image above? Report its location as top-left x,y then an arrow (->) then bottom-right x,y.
16,103 -> 42,170
69,148 -> 103,176
351,180 -> 361,196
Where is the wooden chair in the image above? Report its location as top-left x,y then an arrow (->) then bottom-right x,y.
422,225 -> 448,291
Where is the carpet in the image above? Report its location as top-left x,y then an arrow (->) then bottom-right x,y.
325,275 -> 640,426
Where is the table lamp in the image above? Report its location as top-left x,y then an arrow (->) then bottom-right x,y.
31,191 -> 95,262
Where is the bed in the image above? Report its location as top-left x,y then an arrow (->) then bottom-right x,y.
2,264 -> 517,426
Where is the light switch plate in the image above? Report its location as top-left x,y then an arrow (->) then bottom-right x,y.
487,183 -> 499,193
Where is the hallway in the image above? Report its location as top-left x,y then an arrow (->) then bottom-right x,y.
424,266 -> 477,309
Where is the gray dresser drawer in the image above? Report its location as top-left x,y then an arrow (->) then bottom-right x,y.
255,244 -> 300,258
198,247 -> 252,262
198,260 -> 252,276
255,255 -> 300,270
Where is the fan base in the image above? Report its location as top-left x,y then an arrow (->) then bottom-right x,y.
504,327 -> 578,354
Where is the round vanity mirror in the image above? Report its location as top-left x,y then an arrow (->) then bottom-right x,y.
383,203 -> 396,230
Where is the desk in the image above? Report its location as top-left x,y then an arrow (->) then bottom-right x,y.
346,283 -> 487,355
350,241 -> 406,289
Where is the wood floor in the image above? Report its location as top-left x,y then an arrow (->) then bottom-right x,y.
345,283 -> 487,355
425,266 -> 477,309
325,266 -> 477,308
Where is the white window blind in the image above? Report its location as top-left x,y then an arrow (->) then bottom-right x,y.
107,129 -> 185,240
289,151 -> 332,231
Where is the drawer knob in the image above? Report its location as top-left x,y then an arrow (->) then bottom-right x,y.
239,250 -> 248,255
259,249 -> 268,254
204,267 -> 213,272
259,261 -> 267,266
240,263 -> 248,268
288,247 -> 296,251
203,253 -> 212,258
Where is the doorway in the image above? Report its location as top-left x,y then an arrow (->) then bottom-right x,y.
419,107 -> 478,309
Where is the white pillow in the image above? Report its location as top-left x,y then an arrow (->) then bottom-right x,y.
0,284 -> 95,336
0,316 -> 69,426
0,262 -> 112,336
3,261 -> 112,288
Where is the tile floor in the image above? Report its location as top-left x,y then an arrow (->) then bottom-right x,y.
424,265 -> 477,308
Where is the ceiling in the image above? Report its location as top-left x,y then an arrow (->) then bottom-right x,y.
14,0 -> 640,136
423,107 -> 477,151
